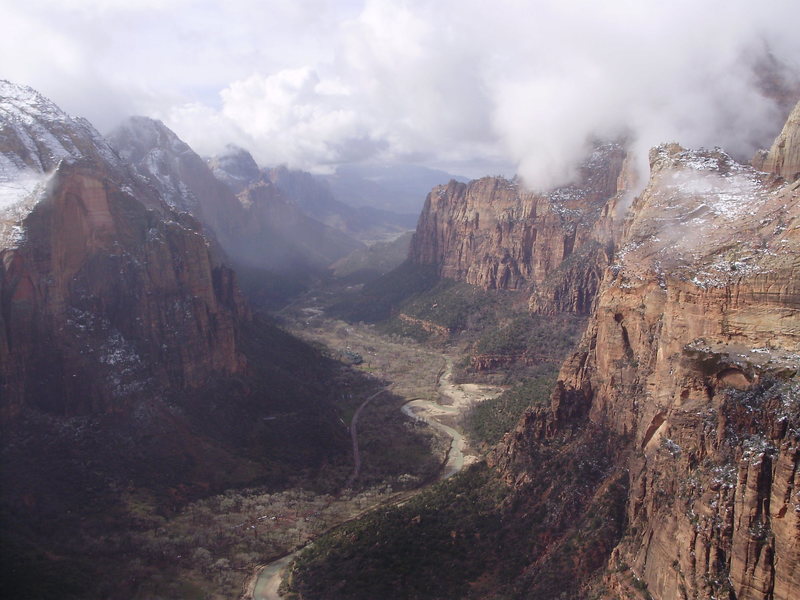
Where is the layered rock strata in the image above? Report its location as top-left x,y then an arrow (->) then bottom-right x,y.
409,143 -> 633,314
1,83 -> 247,414
495,106 -> 800,599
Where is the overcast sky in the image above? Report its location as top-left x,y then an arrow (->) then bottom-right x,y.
2,0 -> 799,187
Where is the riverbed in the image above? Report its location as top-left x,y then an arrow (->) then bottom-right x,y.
244,357 -> 503,599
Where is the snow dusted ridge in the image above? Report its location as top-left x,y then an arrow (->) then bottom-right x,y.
0,80 -> 120,175
107,116 -> 200,212
615,143 -> 799,290
650,145 -> 766,220
0,170 -> 49,247
0,80 -> 125,245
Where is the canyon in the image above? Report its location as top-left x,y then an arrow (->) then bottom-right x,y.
0,81 -> 368,599
409,142 -> 633,315
287,101 -> 800,599
2,73 -> 798,600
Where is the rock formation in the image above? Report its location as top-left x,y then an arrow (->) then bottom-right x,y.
1,83 -> 248,413
106,117 -> 248,250
760,100 -> 800,181
0,82 -> 350,517
495,102 -> 800,599
408,142 -> 634,314
108,120 -> 363,274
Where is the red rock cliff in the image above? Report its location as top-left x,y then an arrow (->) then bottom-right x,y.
1,84 -> 247,416
0,161 -> 247,415
408,142 -> 633,313
495,116 -> 800,599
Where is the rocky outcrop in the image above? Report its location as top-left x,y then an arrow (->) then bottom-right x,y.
109,120 -> 363,274
409,143 -> 632,314
760,100 -> 800,181
397,313 -> 451,337
0,83 -> 351,548
495,128 -> 800,599
1,89 -> 248,414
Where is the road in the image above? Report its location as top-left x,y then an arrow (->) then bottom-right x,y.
345,387 -> 387,489
242,359 -> 502,600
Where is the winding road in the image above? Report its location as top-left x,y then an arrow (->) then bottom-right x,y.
346,387 -> 387,489
243,359 -> 502,600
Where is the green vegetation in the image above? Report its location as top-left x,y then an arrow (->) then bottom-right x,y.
330,260 -> 585,385
375,277 -> 518,346
287,427 -> 630,600
391,279 -> 502,331
464,370 -> 557,446
325,257 -> 586,386
331,231 -> 414,283
327,261 -> 441,322
287,464 -> 509,600
474,312 -> 584,358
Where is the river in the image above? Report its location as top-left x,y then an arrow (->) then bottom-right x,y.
243,358 -> 503,600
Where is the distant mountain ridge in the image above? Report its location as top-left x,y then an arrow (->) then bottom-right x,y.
266,164 -> 417,242
108,118 -> 363,275
323,163 -> 469,215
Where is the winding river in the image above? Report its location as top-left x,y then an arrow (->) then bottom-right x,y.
243,359 -> 503,600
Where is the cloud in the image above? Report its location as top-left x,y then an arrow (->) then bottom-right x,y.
480,0 -> 800,188
3,0 -> 799,185
191,67 -> 387,169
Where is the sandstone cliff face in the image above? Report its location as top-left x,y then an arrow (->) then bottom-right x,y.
495,136 -> 800,599
409,143 -> 631,314
761,100 -> 800,182
1,85 -> 247,415
0,160 -> 247,415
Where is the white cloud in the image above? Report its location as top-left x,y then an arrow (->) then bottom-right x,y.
2,0 -> 799,184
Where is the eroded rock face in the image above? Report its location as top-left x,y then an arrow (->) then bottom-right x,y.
109,119 -> 363,274
496,134 -> 800,599
0,161 -> 247,415
409,143 -> 631,314
1,84 -> 247,415
761,100 -> 800,182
